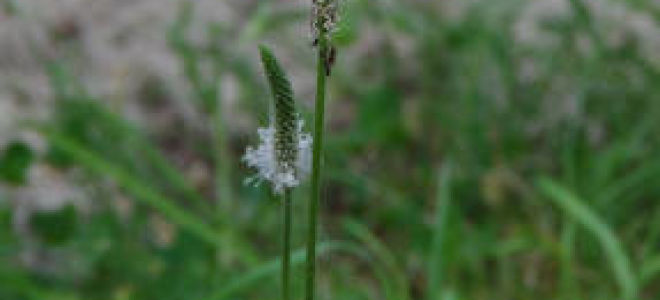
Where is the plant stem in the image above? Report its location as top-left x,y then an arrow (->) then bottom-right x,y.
428,163 -> 452,300
213,102 -> 234,216
306,36 -> 328,300
283,189 -> 292,300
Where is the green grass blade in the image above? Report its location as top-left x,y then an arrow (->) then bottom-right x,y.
536,178 -> 637,300
640,255 -> 660,287
41,129 -> 221,247
49,96 -> 212,217
428,162 -> 452,300
207,241 -> 367,300
642,206 -> 660,260
140,141 -> 214,216
0,267 -> 79,300
344,218 -> 410,300
596,160 -> 660,206
94,102 -> 213,216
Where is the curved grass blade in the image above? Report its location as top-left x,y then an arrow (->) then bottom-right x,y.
640,255 -> 660,287
344,218 -> 410,300
596,160 -> 660,206
536,178 -> 637,300
46,88 -> 212,217
41,129 -> 223,248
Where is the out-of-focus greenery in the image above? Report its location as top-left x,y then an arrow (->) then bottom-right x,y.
1,0 -> 660,300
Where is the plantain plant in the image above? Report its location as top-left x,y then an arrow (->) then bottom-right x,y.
307,1 -> 339,299
243,46 -> 312,300
243,2 -> 341,299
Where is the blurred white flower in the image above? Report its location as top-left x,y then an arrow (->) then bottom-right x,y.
243,118 -> 312,194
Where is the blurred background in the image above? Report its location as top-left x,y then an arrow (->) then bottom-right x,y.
1,0 -> 660,299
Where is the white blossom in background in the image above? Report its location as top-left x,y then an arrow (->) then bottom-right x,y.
243,118 -> 312,194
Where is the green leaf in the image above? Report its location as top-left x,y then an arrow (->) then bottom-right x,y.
640,255 -> 660,287
41,129 -> 222,248
344,219 -> 410,300
30,204 -> 77,246
0,206 -> 16,255
536,178 -> 637,300
46,98 -> 213,217
0,141 -> 34,185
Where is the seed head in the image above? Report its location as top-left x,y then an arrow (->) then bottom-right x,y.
243,46 -> 313,194
243,120 -> 312,194
311,0 -> 340,43
311,0 -> 340,76
259,46 -> 298,170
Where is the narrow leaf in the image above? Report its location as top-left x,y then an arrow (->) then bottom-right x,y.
537,178 -> 637,300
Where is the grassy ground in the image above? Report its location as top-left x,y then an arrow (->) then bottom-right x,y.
1,0 -> 660,299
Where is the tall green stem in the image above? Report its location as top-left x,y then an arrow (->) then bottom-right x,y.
283,189 -> 292,300
306,37 -> 328,300
213,103 -> 234,216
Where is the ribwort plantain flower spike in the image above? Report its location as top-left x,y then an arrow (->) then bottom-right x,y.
312,0 -> 340,76
243,46 -> 312,194
311,0 -> 339,42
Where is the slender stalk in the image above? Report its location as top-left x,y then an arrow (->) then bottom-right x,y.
306,36 -> 328,300
428,163 -> 452,300
213,103 -> 234,216
282,189 -> 292,300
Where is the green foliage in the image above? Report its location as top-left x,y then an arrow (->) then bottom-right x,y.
344,219 -> 410,300
0,205 -> 15,255
428,163 -> 452,300
2,1 -> 660,300
355,86 -> 407,147
537,178 -> 637,300
42,129 -> 223,248
0,142 -> 33,185
30,205 -> 77,246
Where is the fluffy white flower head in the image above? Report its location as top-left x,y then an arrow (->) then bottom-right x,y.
243,118 -> 312,194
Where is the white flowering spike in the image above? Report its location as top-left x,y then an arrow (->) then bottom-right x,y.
243,46 -> 312,194
243,119 -> 312,194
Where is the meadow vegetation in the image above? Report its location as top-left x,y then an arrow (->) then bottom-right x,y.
1,0 -> 660,299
